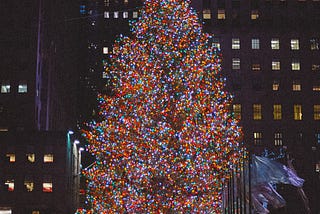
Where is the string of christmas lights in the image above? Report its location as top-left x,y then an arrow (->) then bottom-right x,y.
81,0 -> 244,213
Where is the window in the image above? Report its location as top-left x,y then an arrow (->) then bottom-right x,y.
271,38 -> 280,50
232,58 -> 240,70
251,10 -> 259,20
272,60 -> 280,70
233,104 -> 241,119
103,47 -> 108,54
273,80 -> 280,91
104,11 -> 109,18
44,154 -> 54,163
292,80 -> 301,91
291,59 -> 300,70
316,162 -> 320,173
316,133 -> 320,144
217,9 -> 226,19
133,11 -> 138,18
294,104 -> 302,120
314,105 -> 320,120
43,182 -> 53,192
253,104 -> 262,120
43,176 -> 53,192
5,179 -> 14,191
114,11 -> 119,18
296,132 -> 303,144
274,132 -> 283,146
26,153 -> 35,163
24,177 -> 34,192
313,85 -> 320,91
203,9 -> 211,19
312,64 -> 320,72
123,11 -> 128,19
291,39 -> 299,50
252,38 -> 260,49
1,81 -> 10,93
252,63 -> 261,71
212,38 -> 220,49
18,81 -> 27,93
310,38 -> 319,50
232,38 -> 240,49
6,154 -> 15,162
253,132 -> 263,145
273,104 -> 282,120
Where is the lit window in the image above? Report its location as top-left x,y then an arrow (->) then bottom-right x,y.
314,105 -> 320,120
104,11 -> 109,18
310,38 -> 319,50
252,38 -> 260,49
273,80 -> 280,91
26,153 -> 35,163
80,5 -> 86,15
251,10 -> 259,20
203,9 -> 211,19
273,104 -> 282,120
274,132 -> 283,146
114,11 -> 119,18
44,154 -> 54,163
316,162 -> 320,173
252,63 -> 261,71
271,38 -> 280,50
294,104 -> 302,120
291,39 -> 299,50
18,81 -> 27,93
1,81 -> 10,93
24,177 -> 34,192
253,104 -> 262,120
123,11 -> 128,19
291,60 -> 300,70
232,38 -> 240,49
103,47 -> 108,54
312,64 -> 320,72
232,58 -> 240,70
133,11 -> 138,19
43,182 -> 53,192
292,80 -> 301,91
316,133 -> 320,144
253,132 -> 263,145
6,154 -> 15,162
5,179 -> 14,191
212,38 -> 220,49
217,9 -> 226,19
313,85 -> 320,91
233,104 -> 241,119
272,60 -> 280,70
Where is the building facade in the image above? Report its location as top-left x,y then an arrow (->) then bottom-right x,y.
0,131 -> 81,214
0,0 -> 80,131
0,0 -> 83,213
197,0 -> 320,213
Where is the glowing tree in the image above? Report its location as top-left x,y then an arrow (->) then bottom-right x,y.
82,0 -> 243,213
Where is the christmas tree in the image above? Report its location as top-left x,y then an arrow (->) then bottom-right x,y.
82,0 -> 243,213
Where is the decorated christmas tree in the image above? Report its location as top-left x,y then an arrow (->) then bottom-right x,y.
81,0 -> 243,212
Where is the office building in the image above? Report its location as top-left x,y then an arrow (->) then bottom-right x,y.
0,0 -> 83,213
0,131 -> 81,214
